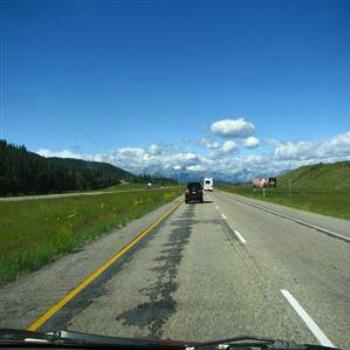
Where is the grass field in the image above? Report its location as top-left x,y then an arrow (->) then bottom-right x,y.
101,183 -> 177,192
219,162 -> 350,220
101,183 -> 147,192
275,161 -> 350,193
219,184 -> 350,220
0,188 -> 182,286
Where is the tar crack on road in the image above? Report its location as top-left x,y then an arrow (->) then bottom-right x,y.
115,205 -> 194,338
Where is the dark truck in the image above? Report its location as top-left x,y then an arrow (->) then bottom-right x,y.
185,182 -> 204,203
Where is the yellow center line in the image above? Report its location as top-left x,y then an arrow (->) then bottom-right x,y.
27,199 -> 182,331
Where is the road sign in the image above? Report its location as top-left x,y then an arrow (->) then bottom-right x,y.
269,177 -> 277,187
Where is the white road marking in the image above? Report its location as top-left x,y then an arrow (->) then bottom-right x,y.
281,290 -> 335,348
215,204 -> 247,244
233,229 -> 247,244
215,205 -> 220,210
220,193 -> 350,244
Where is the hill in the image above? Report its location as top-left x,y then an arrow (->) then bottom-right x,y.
219,161 -> 350,220
0,140 -> 176,196
276,161 -> 350,193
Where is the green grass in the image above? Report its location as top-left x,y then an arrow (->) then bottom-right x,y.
219,162 -> 350,219
0,188 -> 182,286
277,161 -> 350,193
218,184 -> 350,220
101,183 -> 147,192
101,182 -> 180,193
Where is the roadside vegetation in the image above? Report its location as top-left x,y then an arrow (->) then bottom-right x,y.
0,188 -> 182,286
101,182 -> 175,192
219,162 -> 350,220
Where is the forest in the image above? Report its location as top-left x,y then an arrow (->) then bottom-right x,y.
0,140 -> 176,196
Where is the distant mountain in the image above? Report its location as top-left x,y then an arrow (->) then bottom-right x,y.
277,161 -> 350,193
140,161 -> 350,189
142,165 -> 273,184
144,166 -> 207,183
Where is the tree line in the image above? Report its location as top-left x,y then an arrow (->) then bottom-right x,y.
0,140 -> 176,196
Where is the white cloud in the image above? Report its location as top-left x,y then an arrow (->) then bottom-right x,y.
211,118 -> 255,138
274,141 -> 313,160
186,164 -> 206,172
243,136 -> 260,148
222,140 -> 238,153
317,131 -> 350,158
274,131 -> 350,161
36,131 -> 350,182
181,152 -> 198,161
265,138 -> 280,146
199,138 -> 220,149
37,149 -> 88,160
148,144 -> 164,155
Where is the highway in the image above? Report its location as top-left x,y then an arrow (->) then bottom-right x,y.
0,186 -> 177,201
0,191 -> 349,348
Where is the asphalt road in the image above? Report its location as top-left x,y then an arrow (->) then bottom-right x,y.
1,191 -> 349,348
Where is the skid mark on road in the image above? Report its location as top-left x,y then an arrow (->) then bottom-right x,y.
39,222 -> 162,331
115,205 -> 194,338
220,219 -> 240,245
215,207 -> 246,245
220,209 -> 247,244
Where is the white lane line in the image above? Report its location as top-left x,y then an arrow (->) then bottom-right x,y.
281,290 -> 335,348
220,193 -> 350,244
213,197 -> 247,244
216,205 -> 247,244
233,229 -> 247,244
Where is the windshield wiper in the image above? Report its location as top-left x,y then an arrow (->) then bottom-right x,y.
190,335 -> 340,350
0,330 -> 340,350
0,329 -> 48,342
0,329 -> 186,349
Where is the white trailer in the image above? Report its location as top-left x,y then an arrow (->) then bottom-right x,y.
203,177 -> 214,191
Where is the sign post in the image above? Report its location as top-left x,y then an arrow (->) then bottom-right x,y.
288,179 -> 292,196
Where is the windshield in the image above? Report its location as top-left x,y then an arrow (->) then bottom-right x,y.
1,1 -> 349,350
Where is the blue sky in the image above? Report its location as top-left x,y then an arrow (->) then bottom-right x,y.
2,0 -> 350,179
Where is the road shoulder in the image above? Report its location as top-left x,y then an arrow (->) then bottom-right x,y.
0,197 -> 181,329
217,190 -> 350,240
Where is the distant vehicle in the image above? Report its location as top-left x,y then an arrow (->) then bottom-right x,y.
145,182 -> 152,189
203,177 -> 214,191
185,182 -> 203,203
252,178 -> 268,188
